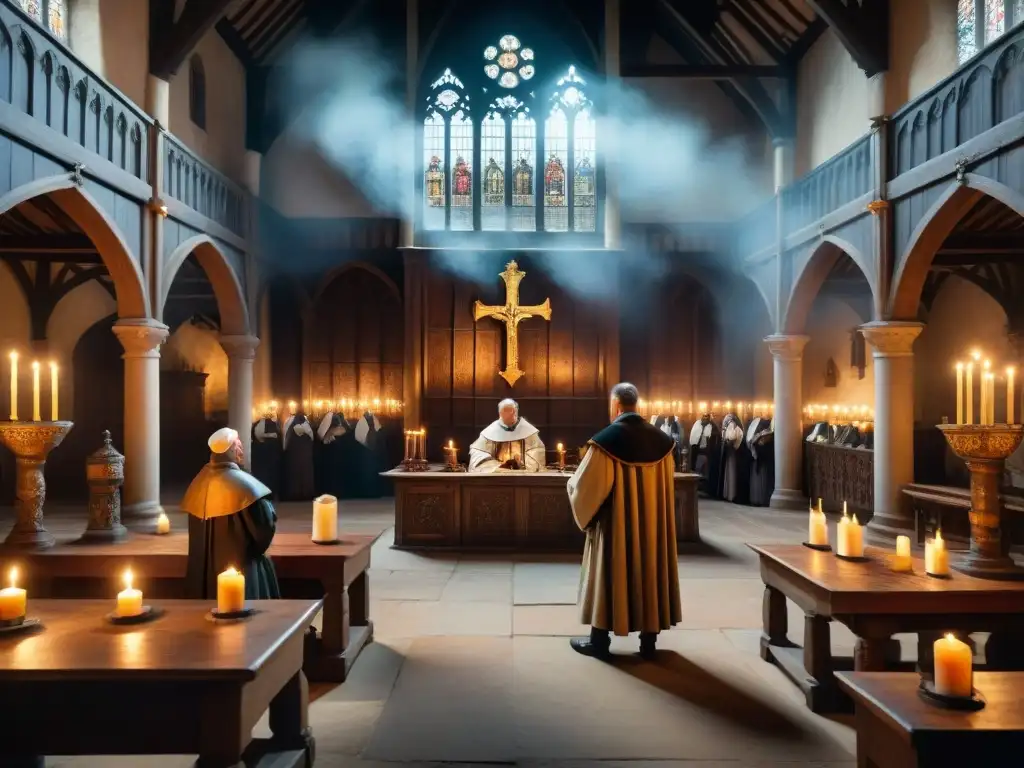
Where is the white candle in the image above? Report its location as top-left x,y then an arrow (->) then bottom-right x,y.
155,513 -> 170,535
892,535 -> 912,572
925,530 -> 949,576
0,567 -> 26,621
31,361 -> 40,422
966,362 -> 974,424
933,634 -> 973,697
115,569 -> 143,617
312,494 -> 338,543
49,361 -> 58,421
836,513 -> 864,558
808,507 -> 828,547
1008,367 -> 1016,425
956,362 -> 964,425
217,566 -> 245,613
556,442 -> 566,468
990,373 -> 997,425
8,351 -> 17,421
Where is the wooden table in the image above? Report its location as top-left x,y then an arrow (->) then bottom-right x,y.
0,531 -> 376,683
751,543 -> 1024,714
0,599 -> 321,768
836,671 -> 1024,767
384,465 -> 700,551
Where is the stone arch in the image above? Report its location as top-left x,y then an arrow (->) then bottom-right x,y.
890,175 -> 1024,319
783,236 -> 876,335
310,261 -> 401,309
0,175 -> 148,318
161,235 -> 250,336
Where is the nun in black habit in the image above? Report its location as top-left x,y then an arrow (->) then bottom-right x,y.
281,410 -> 316,501
353,410 -> 387,498
689,413 -> 722,497
748,416 -> 775,507
718,413 -> 750,504
315,410 -> 349,498
250,416 -> 282,498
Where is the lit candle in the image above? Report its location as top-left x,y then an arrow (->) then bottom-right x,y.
955,362 -> 963,425
808,504 -> 828,547
966,362 -> 974,424
155,512 -> 170,535
0,567 -> 27,621
8,351 -> 17,421
892,535 -> 912,572
933,634 -> 973,697
556,442 -> 566,469
925,529 -> 949,576
217,566 -> 245,613
1008,367 -> 1015,425
49,361 -> 58,421
312,494 -> 338,543
116,569 -> 143,618
836,510 -> 864,558
446,439 -> 456,467
31,361 -> 40,422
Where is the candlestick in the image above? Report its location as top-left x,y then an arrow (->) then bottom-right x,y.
956,362 -> 964,425
155,512 -> 170,535
31,361 -> 40,422
446,439 -> 457,467
217,566 -> 245,613
312,494 -> 338,543
8,351 -> 17,421
925,530 -> 950,576
892,534 -> 912,572
0,567 -> 26,621
933,634 -> 973,697
115,569 -> 143,618
1008,367 -> 1016,425
966,362 -> 974,424
808,505 -> 828,547
49,361 -> 58,421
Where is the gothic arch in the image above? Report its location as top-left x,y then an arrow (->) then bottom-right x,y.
783,236 -> 876,335
890,175 -> 1024,319
310,261 -> 401,309
161,236 -> 250,336
0,175 -> 149,318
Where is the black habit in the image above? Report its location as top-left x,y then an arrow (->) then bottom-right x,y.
689,418 -> 722,497
748,417 -> 775,507
718,414 -> 751,505
315,411 -> 349,498
250,418 -> 282,498
281,414 -> 316,501
353,411 -> 387,498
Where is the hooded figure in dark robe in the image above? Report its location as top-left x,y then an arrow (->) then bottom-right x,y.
315,411 -> 349,498
353,410 -> 386,497
748,416 -> 775,507
250,417 -> 281,498
182,427 -> 280,601
688,413 -> 722,497
281,411 -> 316,501
718,413 -> 750,504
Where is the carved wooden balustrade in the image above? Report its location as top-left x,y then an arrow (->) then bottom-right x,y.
163,134 -> 247,236
781,134 -> 872,236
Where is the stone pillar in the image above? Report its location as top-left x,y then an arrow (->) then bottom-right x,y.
242,150 -> 262,196
861,321 -> 924,543
400,0 -> 418,249
220,335 -> 259,466
603,0 -> 622,250
772,138 -> 794,327
113,319 -> 169,520
145,76 -> 170,126
403,251 -> 425,429
773,139 -> 793,193
766,334 -> 809,509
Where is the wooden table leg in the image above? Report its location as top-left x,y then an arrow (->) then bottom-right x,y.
759,585 -> 788,661
320,575 -> 349,656
269,670 -> 315,766
349,569 -> 369,627
917,630 -> 942,677
854,634 -> 892,672
803,613 -> 839,713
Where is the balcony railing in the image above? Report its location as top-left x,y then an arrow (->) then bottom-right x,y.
163,134 -> 247,237
781,134 -> 872,235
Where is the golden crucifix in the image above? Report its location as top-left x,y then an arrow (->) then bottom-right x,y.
473,260 -> 552,387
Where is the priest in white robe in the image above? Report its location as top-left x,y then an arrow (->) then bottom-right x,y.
469,398 -> 546,472
567,382 -> 681,660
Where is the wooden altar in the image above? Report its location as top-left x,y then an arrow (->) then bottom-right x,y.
804,442 -> 873,518
384,466 -> 700,551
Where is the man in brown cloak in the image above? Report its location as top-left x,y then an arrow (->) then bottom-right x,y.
567,382 -> 682,659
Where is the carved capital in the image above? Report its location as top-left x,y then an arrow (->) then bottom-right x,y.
113,319 -> 169,358
859,321 -> 924,358
220,334 -> 260,361
764,334 -> 809,362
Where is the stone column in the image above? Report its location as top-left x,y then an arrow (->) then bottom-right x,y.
766,334 -> 809,509
773,138 -> 793,326
861,321 -> 924,543
400,0 -> 418,249
603,0 -> 622,250
773,139 -> 793,193
220,335 -> 259,466
113,319 -> 169,520
145,76 -> 170,127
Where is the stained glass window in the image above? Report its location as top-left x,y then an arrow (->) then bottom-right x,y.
543,107 -> 569,232
573,109 -> 596,232
511,114 -> 537,232
958,0 -> 1015,63
449,110 -> 474,231
423,113 -> 446,230
18,0 -> 42,22
47,0 -> 66,40
482,112 -> 506,231
189,55 -> 207,130
483,34 -> 533,89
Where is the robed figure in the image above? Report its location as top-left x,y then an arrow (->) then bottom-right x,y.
250,417 -> 282,498
181,428 -> 281,601
281,411 -> 315,501
353,411 -> 387,497
748,416 -> 775,507
689,414 -> 722,497
568,383 -> 682,660
719,413 -> 750,504
315,411 -> 349,498
469,398 -> 546,472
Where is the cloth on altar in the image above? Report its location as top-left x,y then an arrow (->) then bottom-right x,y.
181,428 -> 280,602
469,417 -> 546,473
568,412 -> 681,636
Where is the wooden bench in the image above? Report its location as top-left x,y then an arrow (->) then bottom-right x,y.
0,531 -> 376,683
903,483 -> 1024,548
0,599 -> 321,768
836,671 -> 1024,767
751,543 -> 1024,714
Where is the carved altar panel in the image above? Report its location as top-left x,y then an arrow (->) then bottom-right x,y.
526,489 -> 584,548
397,486 -> 459,545
463,487 -> 517,546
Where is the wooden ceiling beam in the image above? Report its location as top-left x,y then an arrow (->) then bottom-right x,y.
150,0 -> 237,79
727,1 -> 788,60
0,234 -> 97,252
786,16 -> 827,64
621,63 -> 785,77
751,0 -> 801,38
804,0 -> 889,76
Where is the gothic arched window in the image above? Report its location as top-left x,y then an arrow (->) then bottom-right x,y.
957,0 -> 1018,63
420,36 -> 598,237
17,0 -> 68,41
189,55 -> 207,130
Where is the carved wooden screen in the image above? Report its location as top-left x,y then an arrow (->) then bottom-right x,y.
421,258 -> 610,458
306,267 -> 403,403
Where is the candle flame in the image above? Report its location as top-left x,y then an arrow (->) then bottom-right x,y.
557,443 -> 564,451
1008,366 -> 1016,375
984,359 -> 991,371
956,361 -> 963,371
8,567 -> 16,589
49,361 -> 57,372
123,569 -> 133,590
944,633 -> 956,642
971,350 -> 981,361
224,566 -> 237,576
8,351 -> 16,361
935,528 -> 943,542
31,361 -> 39,372
448,439 -> 453,449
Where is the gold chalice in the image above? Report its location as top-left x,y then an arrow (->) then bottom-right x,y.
0,421 -> 73,549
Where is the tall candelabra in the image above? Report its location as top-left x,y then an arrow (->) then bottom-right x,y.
0,421 -> 73,549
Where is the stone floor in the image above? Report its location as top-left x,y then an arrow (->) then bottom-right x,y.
10,498 -> 864,767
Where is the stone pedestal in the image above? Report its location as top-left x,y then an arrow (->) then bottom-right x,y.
861,320 -> 924,544
113,319 -> 168,520
766,334 -> 809,509
220,335 -> 259,466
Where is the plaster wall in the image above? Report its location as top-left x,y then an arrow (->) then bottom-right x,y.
801,297 -> 874,409
161,322 -> 230,417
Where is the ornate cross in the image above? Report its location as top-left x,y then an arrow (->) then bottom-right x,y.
473,260 -> 552,387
